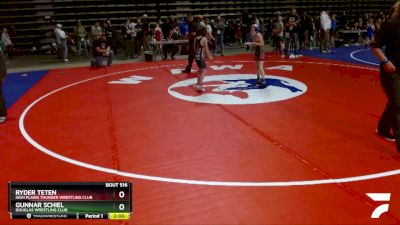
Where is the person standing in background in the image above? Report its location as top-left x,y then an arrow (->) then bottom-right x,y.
90,21 -> 102,51
366,18 -> 375,46
272,13 -> 284,56
54,24 -> 68,62
0,48 -> 7,123
122,19 -> 134,59
74,20 -> 88,58
141,14 -> 151,52
128,18 -> 138,58
205,18 -> 215,56
320,9 -> 331,53
104,20 -> 116,53
214,15 -> 225,56
241,11 -> 251,50
135,18 -> 143,57
284,7 -> 301,58
371,0 -> 400,152
179,17 -> 189,38
330,14 -> 337,48
91,21 -> 102,41
1,28 -> 13,59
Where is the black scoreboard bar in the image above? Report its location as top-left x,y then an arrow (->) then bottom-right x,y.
8,182 -> 132,220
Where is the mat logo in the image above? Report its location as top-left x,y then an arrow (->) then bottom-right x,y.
108,75 -> 153,85
170,65 -> 243,75
366,193 -> 391,219
209,64 -> 243,71
168,74 -> 307,105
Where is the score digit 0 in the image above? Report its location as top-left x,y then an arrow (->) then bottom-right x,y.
119,191 -> 125,199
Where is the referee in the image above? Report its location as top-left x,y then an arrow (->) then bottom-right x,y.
371,1 -> 400,152
0,48 -> 7,123
183,14 -> 198,73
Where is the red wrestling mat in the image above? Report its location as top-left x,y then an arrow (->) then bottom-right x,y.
1,54 -> 400,224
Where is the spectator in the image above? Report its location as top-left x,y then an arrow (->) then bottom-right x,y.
375,18 -> 383,33
330,14 -> 337,47
121,19 -> 134,59
214,15 -> 225,56
104,20 -> 116,53
357,17 -> 364,29
54,24 -> 68,62
179,18 -> 189,37
161,18 -> 171,40
74,20 -> 88,58
67,33 -> 78,57
135,18 -> 143,57
284,7 -> 301,58
129,18 -> 138,58
91,21 -> 102,48
272,14 -> 284,55
0,48 -> 6,123
141,14 -> 151,51
298,11 -> 307,49
307,15 -> 316,49
314,15 -> 321,46
366,18 -> 375,46
91,34 -> 113,67
252,14 -> 259,25
205,18 -> 215,56
241,11 -> 251,50
154,22 -> 163,42
163,27 -> 179,60
341,11 -> 350,30
1,28 -> 13,59
234,19 -> 242,47
320,10 -> 331,53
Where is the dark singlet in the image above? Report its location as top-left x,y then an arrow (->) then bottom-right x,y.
254,34 -> 264,60
195,36 -> 205,61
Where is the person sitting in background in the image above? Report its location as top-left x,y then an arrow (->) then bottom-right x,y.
67,33 -> 78,57
91,34 -> 113,67
54,24 -> 68,62
1,28 -> 13,59
162,27 -> 179,60
74,20 -> 88,58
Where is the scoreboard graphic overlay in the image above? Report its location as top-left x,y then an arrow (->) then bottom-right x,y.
8,182 -> 132,220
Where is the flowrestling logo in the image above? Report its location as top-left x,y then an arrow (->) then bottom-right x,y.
168,74 -> 307,105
